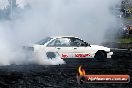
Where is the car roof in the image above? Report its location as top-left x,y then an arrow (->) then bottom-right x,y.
50,36 -> 79,39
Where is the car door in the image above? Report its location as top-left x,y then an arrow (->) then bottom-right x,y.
46,38 -> 74,58
70,38 -> 94,58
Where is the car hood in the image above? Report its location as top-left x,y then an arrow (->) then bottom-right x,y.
90,45 -> 110,51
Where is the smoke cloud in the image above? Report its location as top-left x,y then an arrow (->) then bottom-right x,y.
0,0 -> 121,65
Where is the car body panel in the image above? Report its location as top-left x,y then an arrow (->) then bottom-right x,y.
30,36 -> 113,59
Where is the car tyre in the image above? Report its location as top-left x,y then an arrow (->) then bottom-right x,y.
46,52 -> 56,59
94,51 -> 107,61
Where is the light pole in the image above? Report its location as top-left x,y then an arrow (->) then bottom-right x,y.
10,0 -> 13,18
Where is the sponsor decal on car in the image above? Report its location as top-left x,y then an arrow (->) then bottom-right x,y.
75,54 -> 91,58
62,54 -> 68,58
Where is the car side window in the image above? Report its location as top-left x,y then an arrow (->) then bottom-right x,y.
70,38 -> 87,47
47,38 -> 70,47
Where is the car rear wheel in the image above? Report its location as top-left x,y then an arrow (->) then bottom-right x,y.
94,51 -> 107,61
46,52 -> 57,59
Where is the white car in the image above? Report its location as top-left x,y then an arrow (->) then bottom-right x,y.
26,36 -> 113,60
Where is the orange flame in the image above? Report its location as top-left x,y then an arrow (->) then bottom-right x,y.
78,65 -> 86,76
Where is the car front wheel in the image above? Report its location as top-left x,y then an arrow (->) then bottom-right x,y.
94,51 -> 107,61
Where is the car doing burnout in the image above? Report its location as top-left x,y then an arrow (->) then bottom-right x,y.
25,36 -> 113,60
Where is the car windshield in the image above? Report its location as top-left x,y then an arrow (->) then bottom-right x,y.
36,37 -> 52,45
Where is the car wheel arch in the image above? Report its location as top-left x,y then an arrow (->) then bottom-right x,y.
94,50 -> 107,60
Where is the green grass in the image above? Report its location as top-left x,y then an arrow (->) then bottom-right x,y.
126,17 -> 132,20
119,37 -> 132,43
